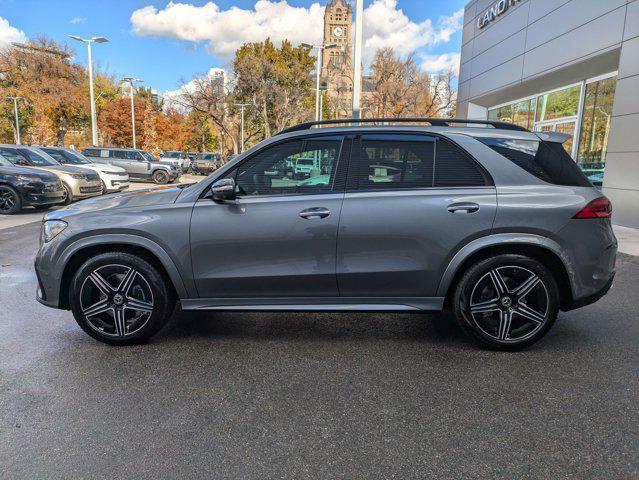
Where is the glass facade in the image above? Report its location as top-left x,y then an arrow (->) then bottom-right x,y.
576,76 -> 617,187
487,75 -> 617,187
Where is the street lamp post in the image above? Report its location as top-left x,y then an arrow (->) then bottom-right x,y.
121,77 -> 143,149
235,103 -> 251,152
352,0 -> 364,119
302,42 -> 338,121
5,96 -> 23,145
68,35 -> 109,146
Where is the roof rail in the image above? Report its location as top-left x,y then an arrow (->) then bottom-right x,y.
278,117 -> 529,135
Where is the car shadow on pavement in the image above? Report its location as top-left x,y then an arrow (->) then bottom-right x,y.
155,307 -> 473,348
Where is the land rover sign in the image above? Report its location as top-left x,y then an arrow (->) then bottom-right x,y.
477,0 -> 522,29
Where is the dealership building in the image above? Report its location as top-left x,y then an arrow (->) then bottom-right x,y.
458,0 -> 639,228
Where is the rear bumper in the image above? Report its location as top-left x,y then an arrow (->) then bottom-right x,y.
563,273 -> 614,311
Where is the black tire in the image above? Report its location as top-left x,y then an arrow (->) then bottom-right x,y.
101,180 -> 107,194
152,170 -> 169,184
62,183 -> 73,205
69,252 -> 175,346
0,185 -> 21,214
453,254 -> 559,350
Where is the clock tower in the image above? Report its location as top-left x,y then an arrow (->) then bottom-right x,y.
321,0 -> 352,80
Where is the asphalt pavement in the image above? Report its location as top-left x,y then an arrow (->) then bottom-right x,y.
1,222 -> 638,479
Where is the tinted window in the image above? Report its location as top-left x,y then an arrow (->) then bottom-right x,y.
355,135 -> 434,189
434,139 -> 490,187
0,148 -> 29,166
41,148 -> 68,164
479,137 -> 591,187
83,148 -> 98,157
235,137 -> 341,196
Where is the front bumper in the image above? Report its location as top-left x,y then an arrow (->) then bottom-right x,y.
18,182 -> 66,206
70,179 -> 103,199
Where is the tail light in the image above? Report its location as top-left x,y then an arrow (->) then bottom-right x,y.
573,196 -> 612,219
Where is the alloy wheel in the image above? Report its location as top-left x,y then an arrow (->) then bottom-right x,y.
467,265 -> 549,343
79,264 -> 154,337
0,187 -> 16,212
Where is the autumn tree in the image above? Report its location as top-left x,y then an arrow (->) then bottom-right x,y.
363,48 -> 456,119
0,37 -> 89,145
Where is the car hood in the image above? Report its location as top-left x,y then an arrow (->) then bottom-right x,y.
0,165 -> 60,180
79,163 -> 126,174
45,185 -> 185,220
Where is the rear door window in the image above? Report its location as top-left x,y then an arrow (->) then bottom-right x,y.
479,137 -> 591,187
434,138 -> 492,187
353,135 -> 435,190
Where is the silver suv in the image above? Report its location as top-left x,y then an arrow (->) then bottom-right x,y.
34,119 -> 617,349
83,147 -> 180,184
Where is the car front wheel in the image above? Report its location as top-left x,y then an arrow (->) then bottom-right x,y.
69,252 -> 174,345
453,254 -> 559,350
152,170 -> 169,184
0,185 -> 21,214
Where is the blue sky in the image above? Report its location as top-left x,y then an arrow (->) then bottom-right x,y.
0,0 -> 468,94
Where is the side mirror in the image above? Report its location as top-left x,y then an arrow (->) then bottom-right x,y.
209,178 -> 236,201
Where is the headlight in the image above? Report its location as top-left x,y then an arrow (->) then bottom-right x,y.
15,175 -> 40,183
41,220 -> 67,243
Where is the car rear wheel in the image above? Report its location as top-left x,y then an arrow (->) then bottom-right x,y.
152,170 -> 169,184
69,252 -> 175,345
453,254 -> 559,350
0,185 -> 21,214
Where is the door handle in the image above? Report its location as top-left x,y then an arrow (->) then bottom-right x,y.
447,202 -> 480,214
299,207 -> 331,219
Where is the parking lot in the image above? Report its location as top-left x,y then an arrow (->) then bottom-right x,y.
1,190 -> 638,478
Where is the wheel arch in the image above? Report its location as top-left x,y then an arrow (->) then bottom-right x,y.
58,236 -> 188,309
438,235 -> 574,311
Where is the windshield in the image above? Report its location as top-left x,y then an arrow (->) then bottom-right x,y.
42,148 -> 90,165
163,151 -> 181,158
19,148 -> 59,167
0,155 -> 11,167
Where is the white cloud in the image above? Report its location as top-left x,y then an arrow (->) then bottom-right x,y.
420,52 -> 460,75
70,17 -> 87,25
0,16 -> 27,45
362,1 -> 462,64
163,67 -> 229,110
131,1 -> 464,65
131,1 -> 325,58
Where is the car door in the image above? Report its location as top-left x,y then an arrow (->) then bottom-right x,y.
336,133 -> 497,298
130,152 -> 152,177
190,135 -> 347,299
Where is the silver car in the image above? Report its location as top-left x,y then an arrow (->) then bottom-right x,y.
0,145 -> 102,204
34,119 -> 617,349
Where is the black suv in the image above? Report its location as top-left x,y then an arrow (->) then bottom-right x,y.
0,155 -> 65,214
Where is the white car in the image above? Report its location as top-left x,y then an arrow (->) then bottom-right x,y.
160,150 -> 190,170
38,147 -> 129,193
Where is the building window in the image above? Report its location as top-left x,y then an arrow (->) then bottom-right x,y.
488,98 -> 536,129
535,84 -> 581,123
577,75 -> 617,187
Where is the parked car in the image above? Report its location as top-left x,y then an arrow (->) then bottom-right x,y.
35,118 -> 617,349
0,145 -> 102,205
37,146 -> 129,194
0,154 -> 65,214
191,152 -> 221,175
160,150 -> 190,170
83,147 -> 180,184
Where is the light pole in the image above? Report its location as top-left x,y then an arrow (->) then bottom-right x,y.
68,35 -> 109,146
352,0 -> 363,119
235,103 -> 251,152
5,96 -> 23,144
121,77 -> 143,149
302,42 -> 338,121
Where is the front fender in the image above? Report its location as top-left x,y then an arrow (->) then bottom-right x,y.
435,233 -> 575,298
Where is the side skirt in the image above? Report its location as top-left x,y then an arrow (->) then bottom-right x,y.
180,297 -> 445,312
